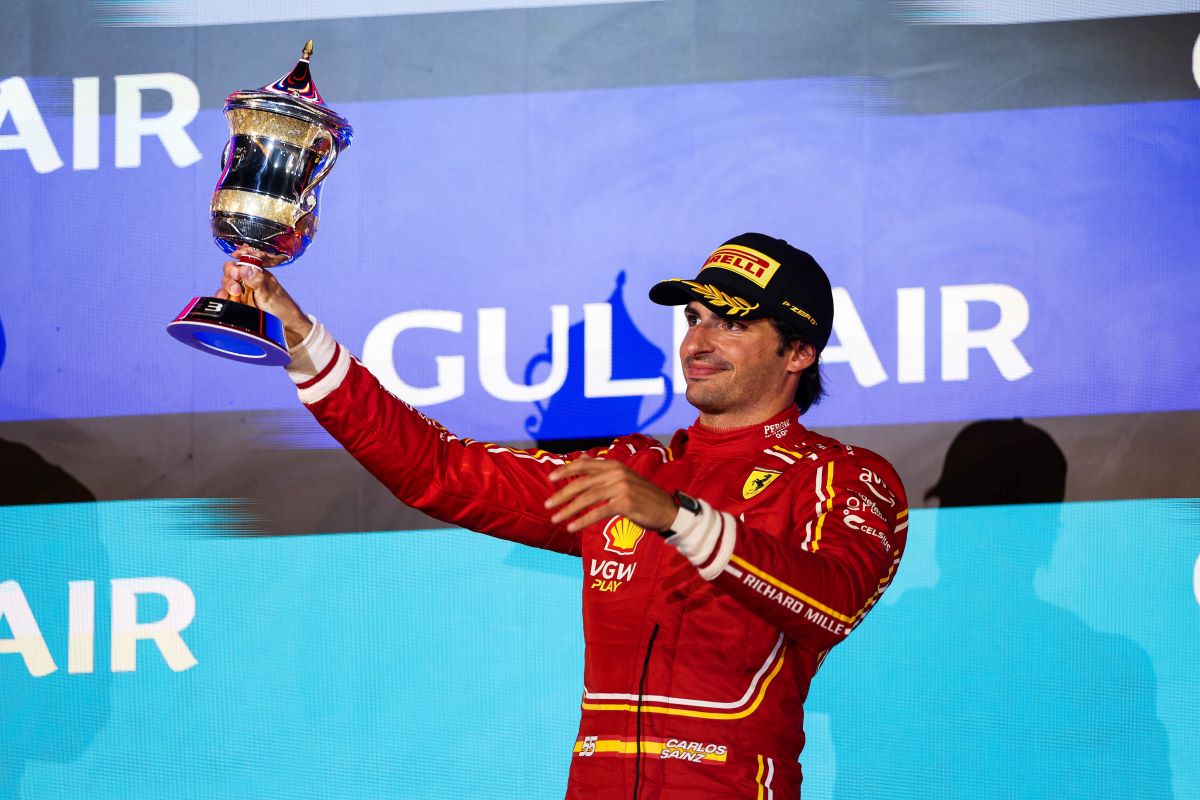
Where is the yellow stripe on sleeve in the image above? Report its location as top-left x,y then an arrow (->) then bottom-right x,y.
811,461 -> 836,552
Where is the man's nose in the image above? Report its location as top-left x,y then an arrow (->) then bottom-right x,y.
682,324 -> 715,357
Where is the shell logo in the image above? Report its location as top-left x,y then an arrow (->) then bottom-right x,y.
602,516 -> 647,557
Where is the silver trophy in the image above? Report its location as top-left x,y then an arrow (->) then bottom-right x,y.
167,40 -> 353,366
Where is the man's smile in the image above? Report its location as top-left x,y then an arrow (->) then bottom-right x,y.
684,358 -> 730,380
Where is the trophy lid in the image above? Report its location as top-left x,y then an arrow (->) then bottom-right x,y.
264,39 -> 325,104
225,40 -> 353,148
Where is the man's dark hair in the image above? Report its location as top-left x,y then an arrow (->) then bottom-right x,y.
770,318 -> 826,414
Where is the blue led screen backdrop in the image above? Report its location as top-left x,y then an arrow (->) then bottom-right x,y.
1,2 -> 1198,798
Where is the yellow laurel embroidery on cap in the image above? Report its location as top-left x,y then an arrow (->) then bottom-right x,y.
782,299 -> 818,327
743,469 -> 783,500
703,244 -> 782,288
680,281 -> 760,317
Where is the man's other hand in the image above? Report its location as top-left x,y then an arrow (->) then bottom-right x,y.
546,456 -> 678,533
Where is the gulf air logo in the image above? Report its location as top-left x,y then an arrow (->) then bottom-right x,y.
703,245 -> 781,288
602,516 -> 647,556
743,468 -> 782,500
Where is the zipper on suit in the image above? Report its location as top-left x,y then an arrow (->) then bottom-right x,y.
631,623 -> 659,800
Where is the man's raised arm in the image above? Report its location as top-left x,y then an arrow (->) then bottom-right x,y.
216,251 -> 583,555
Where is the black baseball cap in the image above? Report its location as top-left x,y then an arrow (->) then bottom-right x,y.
649,232 -> 834,352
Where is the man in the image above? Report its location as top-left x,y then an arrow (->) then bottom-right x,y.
217,233 -> 908,798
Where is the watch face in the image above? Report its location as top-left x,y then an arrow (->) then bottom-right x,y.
676,491 -> 702,514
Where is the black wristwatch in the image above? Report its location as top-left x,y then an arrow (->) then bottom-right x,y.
661,490 -> 702,538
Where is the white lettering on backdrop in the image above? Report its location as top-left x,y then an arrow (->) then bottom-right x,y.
364,284 -> 1035,406
0,72 -> 201,173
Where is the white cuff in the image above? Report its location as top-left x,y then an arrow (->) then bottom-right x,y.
285,315 -> 337,384
285,316 -> 353,405
665,499 -> 738,581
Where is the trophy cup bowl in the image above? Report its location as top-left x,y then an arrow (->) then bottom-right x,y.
167,41 -> 353,366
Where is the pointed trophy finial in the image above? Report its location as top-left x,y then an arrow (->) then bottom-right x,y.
262,40 -> 326,105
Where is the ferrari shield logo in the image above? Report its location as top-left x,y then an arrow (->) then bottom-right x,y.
743,469 -> 783,499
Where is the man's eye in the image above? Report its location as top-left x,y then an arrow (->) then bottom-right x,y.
722,320 -> 744,331
685,315 -> 699,326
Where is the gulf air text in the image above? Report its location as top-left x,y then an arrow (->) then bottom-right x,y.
363,284 -> 1033,406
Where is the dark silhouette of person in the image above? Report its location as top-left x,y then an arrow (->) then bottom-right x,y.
811,419 -> 1173,799
0,438 -> 111,796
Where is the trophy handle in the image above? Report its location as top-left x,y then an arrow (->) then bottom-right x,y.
298,131 -> 340,219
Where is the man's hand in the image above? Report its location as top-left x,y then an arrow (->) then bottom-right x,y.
546,456 -> 678,533
214,246 -> 313,347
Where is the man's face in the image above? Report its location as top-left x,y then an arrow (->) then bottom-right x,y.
680,301 -> 812,418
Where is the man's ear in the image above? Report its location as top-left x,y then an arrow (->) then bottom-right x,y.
786,342 -> 817,375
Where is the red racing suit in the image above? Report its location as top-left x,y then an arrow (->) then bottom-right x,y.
287,321 -> 908,799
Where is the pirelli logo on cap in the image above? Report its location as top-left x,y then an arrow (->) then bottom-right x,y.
703,245 -> 781,288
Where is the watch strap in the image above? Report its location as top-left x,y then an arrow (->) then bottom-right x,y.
663,491 -> 701,537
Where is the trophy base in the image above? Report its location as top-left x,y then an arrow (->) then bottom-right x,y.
167,296 -> 291,366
